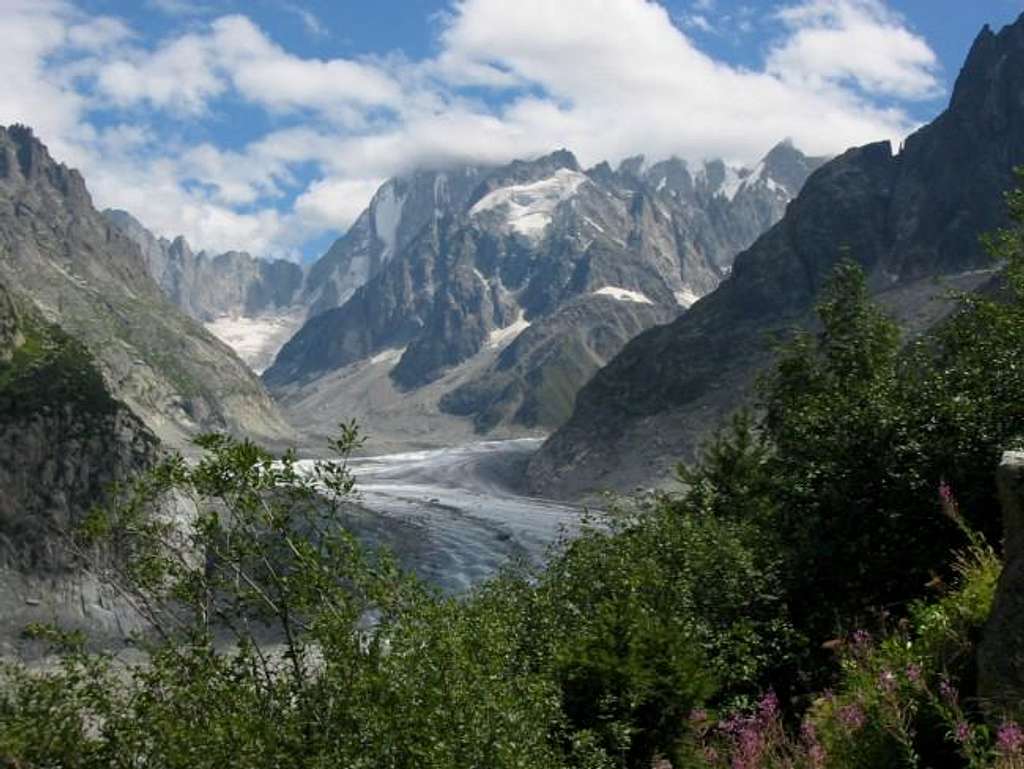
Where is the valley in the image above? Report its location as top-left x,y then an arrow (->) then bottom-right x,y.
2,5 -> 1024,767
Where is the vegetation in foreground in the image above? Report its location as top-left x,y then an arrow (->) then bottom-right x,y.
1,182 -> 1024,767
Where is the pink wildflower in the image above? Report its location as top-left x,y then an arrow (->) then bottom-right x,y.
758,691 -> 780,721
838,704 -> 866,731
998,722 -> 1024,755
954,721 -> 971,744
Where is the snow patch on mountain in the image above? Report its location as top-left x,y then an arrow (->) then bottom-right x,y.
373,182 -> 406,262
471,169 -> 588,239
593,286 -> 654,305
371,347 -> 407,365
674,288 -> 702,308
718,166 -> 746,201
487,312 -> 530,349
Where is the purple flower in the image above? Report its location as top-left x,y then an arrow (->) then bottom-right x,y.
852,629 -> 872,648
954,721 -> 971,744
905,663 -> 923,684
939,480 -> 960,520
998,721 -> 1024,755
938,481 -> 954,504
758,691 -> 780,720
838,704 -> 866,731
808,743 -> 827,769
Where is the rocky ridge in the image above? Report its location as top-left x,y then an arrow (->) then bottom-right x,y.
528,13 -> 1024,499
266,142 -> 823,442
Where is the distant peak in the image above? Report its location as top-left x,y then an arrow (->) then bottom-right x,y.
617,154 -> 646,177
950,13 -> 1024,113
536,148 -> 580,172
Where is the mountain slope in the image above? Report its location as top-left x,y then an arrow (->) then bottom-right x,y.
0,125 -> 293,445
302,168 -> 488,319
528,14 -> 1024,499
266,143 -> 822,444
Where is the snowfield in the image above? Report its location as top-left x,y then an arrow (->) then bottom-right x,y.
593,286 -> 654,305
204,309 -> 306,374
487,312 -> 531,349
470,169 -> 588,239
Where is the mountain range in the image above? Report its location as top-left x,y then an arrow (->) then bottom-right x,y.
263,141 -> 823,448
527,13 -> 1024,499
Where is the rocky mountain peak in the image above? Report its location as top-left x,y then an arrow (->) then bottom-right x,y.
949,13 -> 1023,114
758,139 -> 826,197
0,125 -> 91,210
617,154 -> 646,178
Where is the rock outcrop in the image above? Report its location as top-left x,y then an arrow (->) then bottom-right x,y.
0,282 -> 158,569
978,451 -> 1024,713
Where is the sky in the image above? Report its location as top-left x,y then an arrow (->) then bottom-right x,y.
1,0 -> 1020,263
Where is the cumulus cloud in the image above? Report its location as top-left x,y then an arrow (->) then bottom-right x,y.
295,177 -> 384,231
768,0 -> 941,99
0,0 -> 948,261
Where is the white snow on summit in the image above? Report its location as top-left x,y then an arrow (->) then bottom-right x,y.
593,286 -> 654,305
718,165 -> 746,201
470,169 -> 588,239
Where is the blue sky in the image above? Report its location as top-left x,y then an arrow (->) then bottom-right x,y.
2,0 -> 1020,262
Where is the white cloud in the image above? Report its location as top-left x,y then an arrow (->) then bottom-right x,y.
90,14 -> 402,119
283,3 -> 328,38
0,0 -> 948,262
294,177 -> 384,231
95,32 -> 226,113
768,0 -> 941,99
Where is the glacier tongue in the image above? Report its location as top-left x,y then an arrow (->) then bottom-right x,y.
470,168 -> 588,239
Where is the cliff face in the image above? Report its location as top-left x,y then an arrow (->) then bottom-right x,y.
0,282 -> 157,571
0,125 -> 293,446
528,14 -> 1024,499
104,209 -> 305,323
